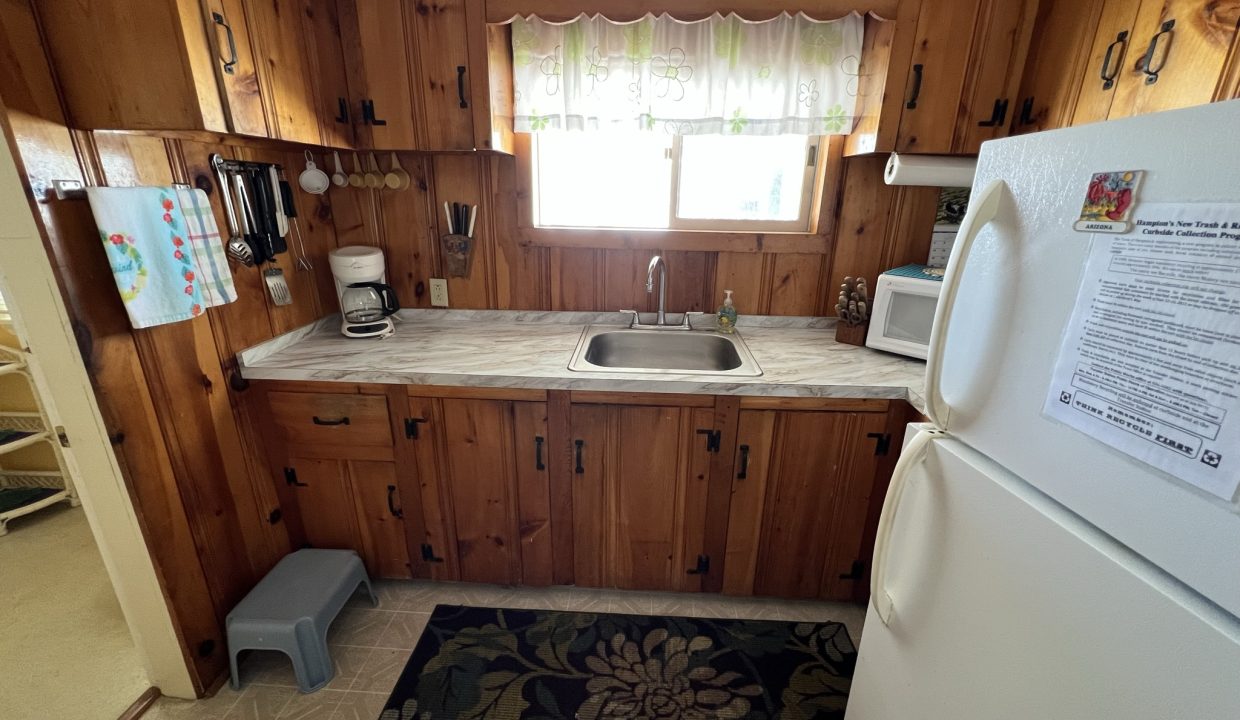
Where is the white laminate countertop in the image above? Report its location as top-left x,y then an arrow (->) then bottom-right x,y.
237,310 -> 927,411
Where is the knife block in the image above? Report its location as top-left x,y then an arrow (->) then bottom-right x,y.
440,234 -> 473,278
835,321 -> 868,347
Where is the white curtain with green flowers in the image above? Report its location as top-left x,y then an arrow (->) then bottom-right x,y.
509,11 -> 864,136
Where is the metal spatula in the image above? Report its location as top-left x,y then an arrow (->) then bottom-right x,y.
263,266 -> 292,306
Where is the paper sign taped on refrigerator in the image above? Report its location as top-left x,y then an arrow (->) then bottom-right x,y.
1044,203 -> 1240,501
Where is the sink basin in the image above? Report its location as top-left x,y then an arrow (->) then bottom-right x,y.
568,326 -> 763,376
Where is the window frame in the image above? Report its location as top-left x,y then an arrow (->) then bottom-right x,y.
529,133 -> 825,234
513,133 -> 842,254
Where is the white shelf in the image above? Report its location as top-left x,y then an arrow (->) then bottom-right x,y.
0,430 -> 50,457
0,488 -> 73,535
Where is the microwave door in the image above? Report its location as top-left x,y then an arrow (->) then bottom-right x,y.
886,292 -> 937,345
866,275 -> 941,359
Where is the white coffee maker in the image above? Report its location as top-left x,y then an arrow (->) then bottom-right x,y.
328,246 -> 398,338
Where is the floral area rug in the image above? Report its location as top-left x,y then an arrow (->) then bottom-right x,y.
380,604 -> 857,720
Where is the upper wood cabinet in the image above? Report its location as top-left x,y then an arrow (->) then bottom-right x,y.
335,0 -> 421,149
246,0 -> 324,145
895,0 -> 1039,154
723,407 -> 889,601
410,0 -> 476,150
569,400 -> 715,593
1014,0 -> 1240,134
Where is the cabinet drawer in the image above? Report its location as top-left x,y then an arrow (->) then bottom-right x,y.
267,391 -> 392,447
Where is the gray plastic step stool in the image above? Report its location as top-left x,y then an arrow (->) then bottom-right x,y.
226,548 -> 377,692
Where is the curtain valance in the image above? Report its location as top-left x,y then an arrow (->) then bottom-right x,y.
509,11 -> 864,135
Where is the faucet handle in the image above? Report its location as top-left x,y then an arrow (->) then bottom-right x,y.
618,310 -> 640,328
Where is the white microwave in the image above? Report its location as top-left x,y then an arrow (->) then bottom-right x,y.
865,265 -> 944,360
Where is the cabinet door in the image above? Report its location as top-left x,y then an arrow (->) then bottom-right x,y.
953,0 -> 1039,152
410,0 -> 476,149
205,0 -> 270,137
895,0 -> 985,153
286,457 -> 360,550
349,461 -> 412,579
1011,0 -> 1105,135
568,403 -> 714,592
569,404 -> 608,588
748,411 -> 890,601
303,0 -> 356,146
343,0 -> 419,149
513,402 -> 554,586
1107,0 -> 1240,119
247,0 -> 321,144
433,398 -> 523,585
406,395 -> 456,580
1071,0 -> 1143,125
722,411 -> 777,596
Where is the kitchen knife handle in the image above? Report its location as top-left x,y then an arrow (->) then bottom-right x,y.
871,427 -> 941,627
924,178 -> 1005,428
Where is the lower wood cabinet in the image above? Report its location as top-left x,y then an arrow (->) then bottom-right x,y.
257,382 -> 911,601
283,456 -> 412,579
568,401 -> 714,592
722,409 -> 890,601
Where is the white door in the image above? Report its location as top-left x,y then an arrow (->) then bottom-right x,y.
849,428 -> 1240,720
929,100 -> 1240,619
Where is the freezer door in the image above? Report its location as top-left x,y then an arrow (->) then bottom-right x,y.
849,429 -> 1240,720
931,101 -> 1240,618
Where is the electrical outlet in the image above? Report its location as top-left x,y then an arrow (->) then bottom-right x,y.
429,278 -> 449,307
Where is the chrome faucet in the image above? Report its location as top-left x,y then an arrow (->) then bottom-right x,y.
646,255 -> 668,326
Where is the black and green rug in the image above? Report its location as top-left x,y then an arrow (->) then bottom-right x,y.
380,604 -> 857,720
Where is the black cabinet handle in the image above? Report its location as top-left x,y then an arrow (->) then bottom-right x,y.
737,444 -> 750,479
404,417 -> 428,439
335,97 -> 349,124
1141,20 -> 1175,85
211,12 -> 238,76
386,485 -> 403,519
574,439 -> 584,474
1018,96 -> 1035,126
905,63 -> 923,109
361,99 -> 387,126
977,98 -> 1009,127
1100,30 -> 1129,90
456,66 -> 468,109
534,435 -> 546,471
312,416 -> 350,426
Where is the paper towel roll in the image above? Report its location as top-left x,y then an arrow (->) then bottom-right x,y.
884,153 -> 977,187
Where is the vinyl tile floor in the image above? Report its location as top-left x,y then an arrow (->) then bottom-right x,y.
146,580 -> 868,720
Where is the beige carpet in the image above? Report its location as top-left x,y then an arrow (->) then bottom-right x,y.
0,504 -> 148,720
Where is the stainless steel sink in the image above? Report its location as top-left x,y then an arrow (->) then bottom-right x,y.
568,325 -> 763,376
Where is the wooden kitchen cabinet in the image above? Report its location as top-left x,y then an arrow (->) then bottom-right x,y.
722,406 -> 890,601
568,398 -> 715,592
246,0 -> 324,145
35,0 -> 262,135
890,0 -> 1038,154
403,394 -> 554,585
337,0 -> 420,149
1009,0 -> 1105,134
409,0 -> 476,150
1104,0 -> 1240,119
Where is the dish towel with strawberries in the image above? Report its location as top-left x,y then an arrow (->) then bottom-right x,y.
86,186 -> 205,329
175,187 -> 236,307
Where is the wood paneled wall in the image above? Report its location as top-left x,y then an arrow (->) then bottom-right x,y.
0,0 -> 936,695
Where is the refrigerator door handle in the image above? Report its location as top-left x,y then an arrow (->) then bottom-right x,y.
871,427 -> 943,626
924,179 -> 1007,427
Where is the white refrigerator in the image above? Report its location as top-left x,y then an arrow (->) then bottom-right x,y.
847,101 -> 1240,719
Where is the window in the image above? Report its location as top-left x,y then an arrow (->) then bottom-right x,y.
531,133 -> 823,233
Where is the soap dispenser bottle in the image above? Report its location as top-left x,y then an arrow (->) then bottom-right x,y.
716,289 -> 737,333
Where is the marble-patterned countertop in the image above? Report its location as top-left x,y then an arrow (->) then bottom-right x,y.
238,310 -> 927,412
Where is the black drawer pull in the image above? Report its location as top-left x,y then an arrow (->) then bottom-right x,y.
535,435 -> 546,471
312,416 -> 350,426
211,12 -> 238,76
905,63 -> 923,109
574,439 -> 584,474
737,444 -> 750,479
456,65 -> 468,109
1100,30 -> 1128,90
1141,20 -> 1175,85
386,485 -> 403,519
